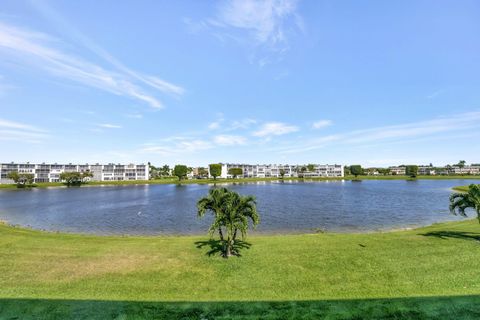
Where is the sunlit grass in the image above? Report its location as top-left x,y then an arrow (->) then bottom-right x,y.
0,219 -> 480,319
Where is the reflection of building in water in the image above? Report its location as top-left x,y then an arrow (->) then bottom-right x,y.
0,162 -> 149,184
210,163 -> 344,179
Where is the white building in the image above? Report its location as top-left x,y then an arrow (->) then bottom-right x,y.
449,165 -> 480,175
0,163 -> 149,184
389,166 -> 406,175
418,166 -> 436,175
210,163 -> 344,179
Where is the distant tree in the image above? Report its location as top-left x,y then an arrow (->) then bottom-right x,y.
457,160 -> 466,168
197,167 -> 208,179
7,172 -> 34,188
350,165 -> 363,178
228,168 -> 243,179
307,164 -> 316,172
378,168 -> 390,176
405,165 -> 418,178
197,188 -> 259,257
297,166 -> 307,178
173,165 -> 188,181
344,165 -> 351,176
160,165 -> 171,177
450,184 -> 480,223
60,171 -> 92,186
148,163 -> 160,179
209,164 -> 222,180
279,169 -> 286,179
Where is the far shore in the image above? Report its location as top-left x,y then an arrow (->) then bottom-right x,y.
1,174 -> 480,190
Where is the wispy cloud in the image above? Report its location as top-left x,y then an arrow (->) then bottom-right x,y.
208,120 -> 223,130
277,111 -> 480,154
230,118 -> 257,130
195,0 -> 303,65
141,139 -> 212,156
209,117 -> 257,131
312,120 -> 332,129
0,21 -> 183,109
0,118 -> 49,143
218,0 -> 300,44
253,121 -> 299,137
427,90 -> 442,99
214,134 -> 247,146
31,1 -> 186,97
141,131 -> 249,156
207,113 -> 225,130
125,113 -> 143,119
98,123 -> 122,129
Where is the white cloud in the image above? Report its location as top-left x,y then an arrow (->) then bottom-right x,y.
199,0 -> 303,65
217,0 -> 300,46
277,111 -> 480,154
230,118 -> 257,130
208,121 -> 222,130
427,90 -> 442,99
0,21 -> 184,109
125,113 -> 143,119
0,118 -> 49,143
0,118 -> 45,132
31,1 -> 186,99
253,121 -> 299,137
141,139 -> 212,156
312,120 -> 332,129
214,134 -> 247,146
98,123 -> 122,129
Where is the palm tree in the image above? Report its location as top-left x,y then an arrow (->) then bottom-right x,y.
449,184 -> 480,223
222,191 -> 259,256
197,188 -> 230,242
197,188 -> 259,257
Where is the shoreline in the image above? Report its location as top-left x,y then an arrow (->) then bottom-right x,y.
0,217 -> 472,239
1,174 -> 480,190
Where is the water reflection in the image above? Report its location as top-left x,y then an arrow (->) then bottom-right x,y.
0,179 -> 477,235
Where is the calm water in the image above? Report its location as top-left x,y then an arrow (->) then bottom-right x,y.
0,179 -> 477,235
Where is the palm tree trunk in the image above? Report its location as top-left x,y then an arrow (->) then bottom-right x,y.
233,228 -> 238,242
218,227 -> 224,241
225,236 -> 232,257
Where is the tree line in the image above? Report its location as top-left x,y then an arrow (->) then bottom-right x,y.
345,165 -> 419,178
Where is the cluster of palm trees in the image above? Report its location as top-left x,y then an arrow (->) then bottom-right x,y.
450,184 -> 480,222
197,188 -> 259,258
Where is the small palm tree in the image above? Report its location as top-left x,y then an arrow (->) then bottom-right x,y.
449,184 -> 480,223
197,188 -> 259,257
197,188 -> 231,242
222,191 -> 259,256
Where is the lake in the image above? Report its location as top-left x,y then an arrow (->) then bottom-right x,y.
0,179 -> 477,235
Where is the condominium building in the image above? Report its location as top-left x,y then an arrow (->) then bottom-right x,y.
418,166 -> 436,175
0,163 -> 149,184
448,165 -> 480,175
389,166 -> 406,175
211,163 -> 344,179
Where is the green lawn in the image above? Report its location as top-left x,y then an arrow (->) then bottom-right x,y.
1,220 -> 480,319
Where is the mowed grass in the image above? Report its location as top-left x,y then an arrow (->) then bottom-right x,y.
1,220 -> 480,318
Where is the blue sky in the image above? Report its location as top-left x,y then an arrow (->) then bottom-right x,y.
1,0 -> 480,167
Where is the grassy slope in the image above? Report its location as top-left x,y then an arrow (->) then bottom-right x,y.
0,220 -> 480,319
1,174 -> 480,190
